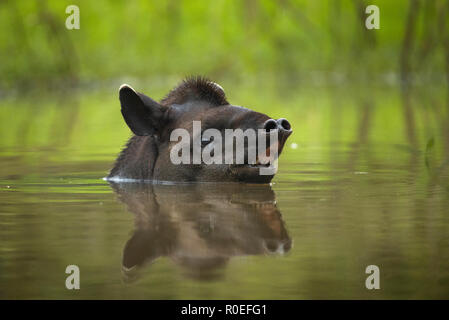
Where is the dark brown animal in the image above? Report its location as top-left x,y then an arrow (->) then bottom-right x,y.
107,77 -> 292,183
110,182 -> 291,282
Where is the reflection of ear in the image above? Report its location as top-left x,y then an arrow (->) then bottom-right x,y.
122,230 -> 161,271
119,84 -> 165,136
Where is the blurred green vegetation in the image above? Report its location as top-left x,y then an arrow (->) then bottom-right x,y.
0,0 -> 448,175
0,0 -> 448,91
1,1 -> 449,299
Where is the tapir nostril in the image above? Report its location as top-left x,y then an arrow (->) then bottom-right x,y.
277,118 -> 291,131
263,119 -> 278,132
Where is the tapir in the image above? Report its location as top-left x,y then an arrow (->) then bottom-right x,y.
110,182 -> 291,282
107,77 -> 292,183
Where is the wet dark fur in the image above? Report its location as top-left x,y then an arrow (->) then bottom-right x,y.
108,77 -> 228,180
109,135 -> 158,179
160,76 -> 228,107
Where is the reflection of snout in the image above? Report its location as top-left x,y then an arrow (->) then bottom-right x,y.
264,238 -> 292,255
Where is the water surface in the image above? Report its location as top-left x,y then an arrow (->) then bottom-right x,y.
1,85 -> 448,299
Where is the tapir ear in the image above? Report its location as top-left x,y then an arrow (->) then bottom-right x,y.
119,84 -> 164,136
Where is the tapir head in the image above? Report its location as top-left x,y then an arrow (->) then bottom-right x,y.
113,77 -> 292,183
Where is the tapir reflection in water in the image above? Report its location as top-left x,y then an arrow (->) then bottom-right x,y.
107,77 -> 292,183
110,183 -> 291,282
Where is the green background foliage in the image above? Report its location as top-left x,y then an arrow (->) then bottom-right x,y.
0,0 -> 448,89
1,1 -> 449,299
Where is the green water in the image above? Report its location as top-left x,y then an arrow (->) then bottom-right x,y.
0,84 -> 449,299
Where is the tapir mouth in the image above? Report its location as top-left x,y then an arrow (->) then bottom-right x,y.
238,127 -> 292,167
230,133 -> 290,171
247,162 -> 271,168
252,142 -> 280,168
230,144 -> 277,169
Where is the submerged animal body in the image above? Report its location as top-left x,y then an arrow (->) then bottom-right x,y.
107,77 -> 292,183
